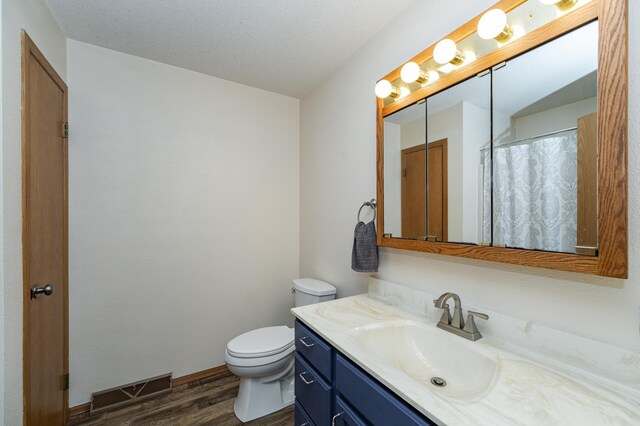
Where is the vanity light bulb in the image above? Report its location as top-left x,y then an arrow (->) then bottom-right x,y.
401,62 -> 426,84
538,0 -> 578,11
375,80 -> 400,99
426,70 -> 440,83
433,39 -> 465,66
477,9 -> 513,43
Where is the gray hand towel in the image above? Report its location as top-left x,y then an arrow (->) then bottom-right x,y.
351,220 -> 378,272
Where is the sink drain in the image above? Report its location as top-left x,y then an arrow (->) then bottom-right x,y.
430,377 -> 447,387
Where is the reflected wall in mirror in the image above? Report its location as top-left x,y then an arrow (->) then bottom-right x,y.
383,101 -> 426,239
491,21 -> 598,254
427,75 -> 490,245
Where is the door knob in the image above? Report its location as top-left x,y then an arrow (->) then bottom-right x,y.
31,284 -> 54,299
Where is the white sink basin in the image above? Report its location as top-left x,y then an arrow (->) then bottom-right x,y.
355,320 -> 499,400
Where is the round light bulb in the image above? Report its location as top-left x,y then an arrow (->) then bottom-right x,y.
400,62 -> 422,84
426,70 -> 440,83
478,9 -> 508,40
375,80 -> 392,98
433,39 -> 459,65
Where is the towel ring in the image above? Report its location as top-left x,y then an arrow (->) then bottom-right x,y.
357,199 -> 377,222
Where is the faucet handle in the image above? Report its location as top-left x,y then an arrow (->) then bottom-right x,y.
434,302 -> 452,325
463,311 -> 489,336
468,311 -> 489,321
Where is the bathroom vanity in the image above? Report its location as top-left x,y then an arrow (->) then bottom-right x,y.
291,279 -> 640,425
294,320 -> 433,425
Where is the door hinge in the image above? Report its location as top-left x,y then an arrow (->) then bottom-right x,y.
64,373 -> 69,390
61,122 -> 69,138
403,168 -> 407,177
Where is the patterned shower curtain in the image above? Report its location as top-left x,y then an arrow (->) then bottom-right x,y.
482,132 -> 578,253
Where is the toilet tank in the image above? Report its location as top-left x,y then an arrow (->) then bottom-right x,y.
293,278 -> 336,307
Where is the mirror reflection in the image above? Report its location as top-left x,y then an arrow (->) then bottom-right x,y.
491,21 -> 598,254
383,101 -> 426,239
427,75 -> 491,244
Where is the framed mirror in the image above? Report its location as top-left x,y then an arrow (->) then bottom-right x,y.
375,0 -> 627,278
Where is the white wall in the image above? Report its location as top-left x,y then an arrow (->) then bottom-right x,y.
515,97 -> 597,139
1,0 -> 67,423
67,40 -> 300,405
462,102 -> 490,243
400,117 -> 425,149
427,103 -> 463,242
300,0 -> 640,357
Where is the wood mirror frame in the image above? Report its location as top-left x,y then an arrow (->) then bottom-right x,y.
376,0 -> 628,278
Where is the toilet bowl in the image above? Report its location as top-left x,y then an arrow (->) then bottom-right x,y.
225,278 -> 336,422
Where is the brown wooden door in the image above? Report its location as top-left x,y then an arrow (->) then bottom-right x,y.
22,31 -> 69,425
401,145 -> 426,239
427,139 -> 448,242
577,112 -> 597,250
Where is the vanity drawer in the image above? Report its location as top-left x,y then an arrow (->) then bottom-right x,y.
295,401 -> 314,426
335,354 -> 433,426
334,396 -> 367,426
295,320 -> 333,381
295,353 -> 332,426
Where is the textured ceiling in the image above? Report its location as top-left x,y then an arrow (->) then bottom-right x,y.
47,0 -> 414,98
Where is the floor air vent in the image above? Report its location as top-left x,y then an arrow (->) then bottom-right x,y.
90,372 -> 172,414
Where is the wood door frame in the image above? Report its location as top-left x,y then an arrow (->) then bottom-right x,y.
22,30 -> 69,423
576,112 -> 597,249
428,139 -> 448,242
399,140 -> 448,241
400,144 -> 426,238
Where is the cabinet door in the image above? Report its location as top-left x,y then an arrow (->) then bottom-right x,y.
333,396 -> 367,426
295,354 -> 332,425
295,320 -> 333,381
295,402 -> 314,426
335,354 -> 433,426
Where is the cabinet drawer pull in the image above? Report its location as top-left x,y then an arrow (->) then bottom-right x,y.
299,337 -> 315,347
332,412 -> 343,425
299,371 -> 315,385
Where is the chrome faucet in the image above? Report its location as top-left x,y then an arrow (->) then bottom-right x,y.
433,292 -> 488,341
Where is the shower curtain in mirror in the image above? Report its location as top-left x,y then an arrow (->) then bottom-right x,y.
482,131 -> 578,253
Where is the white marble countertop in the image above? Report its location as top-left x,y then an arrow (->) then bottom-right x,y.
291,281 -> 640,426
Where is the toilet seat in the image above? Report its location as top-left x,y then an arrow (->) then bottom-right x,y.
226,326 -> 294,360
225,345 -> 295,368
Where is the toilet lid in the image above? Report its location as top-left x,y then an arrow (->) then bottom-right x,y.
227,326 -> 294,358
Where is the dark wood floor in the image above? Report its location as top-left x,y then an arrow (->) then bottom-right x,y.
67,368 -> 294,425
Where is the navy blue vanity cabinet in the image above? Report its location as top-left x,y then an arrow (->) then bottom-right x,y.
295,320 -> 333,382
294,320 -> 334,426
294,319 -> 435,426
335,354 -> 434,426
333,396 -> 367,426
295,401 -> 314,426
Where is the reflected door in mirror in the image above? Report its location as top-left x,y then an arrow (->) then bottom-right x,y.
427,140 -> 448,242
401,145 -> 426,239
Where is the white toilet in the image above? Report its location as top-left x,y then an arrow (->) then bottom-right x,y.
224,278 -> 337,422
